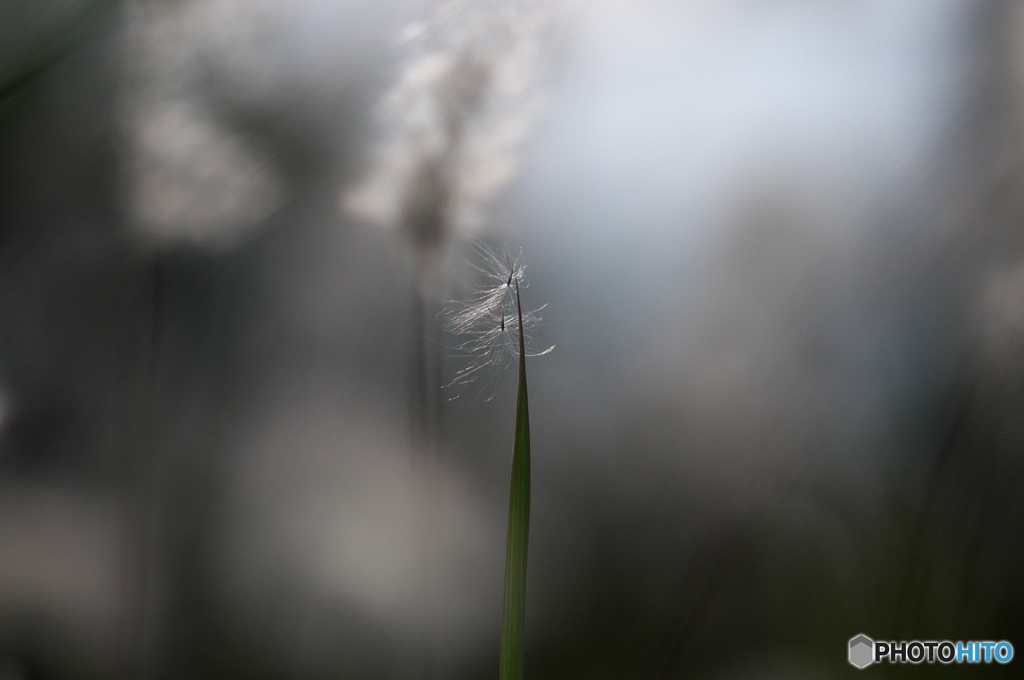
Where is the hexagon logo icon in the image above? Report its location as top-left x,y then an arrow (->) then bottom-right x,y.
849,634 -> 874,669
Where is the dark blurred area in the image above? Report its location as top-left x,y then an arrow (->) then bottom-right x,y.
1,0 -> 1024,678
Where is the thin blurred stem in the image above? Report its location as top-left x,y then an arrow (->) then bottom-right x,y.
892,383 -> 971,639
114,253 -> 167,680
409,284 -> 431,455
409,281 -> 443,680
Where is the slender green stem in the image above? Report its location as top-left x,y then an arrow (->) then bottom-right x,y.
0,0 -> 118,103
499,281 -> 531,680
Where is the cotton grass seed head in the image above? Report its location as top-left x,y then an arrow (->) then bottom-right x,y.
342,0 -> 551,295
441,244 -> 552,397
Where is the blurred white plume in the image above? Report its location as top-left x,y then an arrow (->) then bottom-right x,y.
343,0 -> 553,289
120,0 -> 288,248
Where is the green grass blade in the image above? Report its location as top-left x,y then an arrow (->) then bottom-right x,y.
499,283 -> 531,680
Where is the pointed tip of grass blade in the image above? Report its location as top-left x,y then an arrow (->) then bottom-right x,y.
499,282 -> 531,680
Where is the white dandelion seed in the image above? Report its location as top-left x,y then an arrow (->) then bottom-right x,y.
441,244 -> 553,398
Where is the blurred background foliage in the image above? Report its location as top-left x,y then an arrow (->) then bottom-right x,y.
1,0 -> 1024,678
